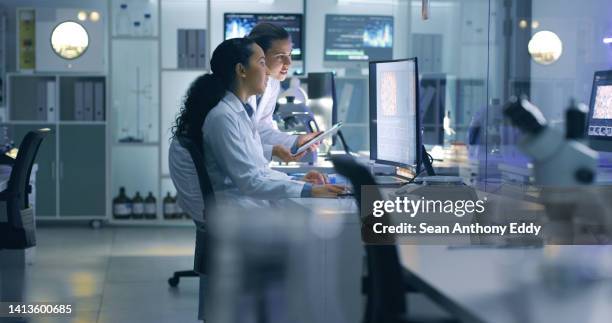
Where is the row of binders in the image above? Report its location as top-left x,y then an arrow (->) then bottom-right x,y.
177,29 -> 207,69
36,81 -> 56,121
35,81 -> 105,121
74,81 -> 105,121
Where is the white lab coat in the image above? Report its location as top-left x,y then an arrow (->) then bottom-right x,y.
202,91 -> 305,207
248,78 -> 298,160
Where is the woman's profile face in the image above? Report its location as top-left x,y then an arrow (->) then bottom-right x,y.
244,44 -> 270,95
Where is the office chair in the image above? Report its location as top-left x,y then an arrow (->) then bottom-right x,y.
331,154 -> 458,323
168,135 -> 214,287
0,129 -> 50,249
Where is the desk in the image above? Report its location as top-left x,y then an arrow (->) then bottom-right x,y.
289,196 -> 612,323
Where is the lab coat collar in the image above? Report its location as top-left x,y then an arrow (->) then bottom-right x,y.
223,91 -> 248,115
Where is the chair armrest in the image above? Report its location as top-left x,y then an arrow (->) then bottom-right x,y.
0,154 -> 15,166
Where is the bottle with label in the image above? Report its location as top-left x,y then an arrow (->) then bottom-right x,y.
144,191 -> 157,219
163,192 -> 176,219
173,193 -> 184,219
113,187 -> 131,219
132,192 -> 144,219
142,13 -> 153,36
116,4 -> 130,36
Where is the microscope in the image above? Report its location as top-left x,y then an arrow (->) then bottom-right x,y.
275,97 -> 318,164
503,96 -> 610,243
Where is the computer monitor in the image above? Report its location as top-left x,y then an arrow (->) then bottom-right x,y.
223,13 -> 303,62
587,70 -> 612,152
307,73 -> 337,129
369,58 -> 421,174
324,14 -> 393,68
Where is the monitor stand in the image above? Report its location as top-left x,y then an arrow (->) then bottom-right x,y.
421,144 -> 436,176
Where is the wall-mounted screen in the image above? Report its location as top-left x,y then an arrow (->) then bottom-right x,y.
224,13 -> 303,61
324,14 -> 393,62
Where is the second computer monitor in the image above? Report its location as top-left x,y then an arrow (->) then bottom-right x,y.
369,58 -> 420,172
324,14 -> 393,65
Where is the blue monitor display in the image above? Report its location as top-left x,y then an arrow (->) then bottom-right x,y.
587,70 -> 612,152
325,14 -> 393,62
224,13 -> 303,61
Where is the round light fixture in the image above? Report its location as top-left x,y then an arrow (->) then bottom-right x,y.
51,21 -> 89,60
528,30 -> 563,65
518,19 -> 528,29
89,11 -> 101,22
77,11 -> 87,21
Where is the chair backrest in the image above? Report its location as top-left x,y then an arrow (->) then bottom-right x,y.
176,135 -> 214,275
331,154 -> 406,323
8,129 -> 49,210
176,135 -> 216,213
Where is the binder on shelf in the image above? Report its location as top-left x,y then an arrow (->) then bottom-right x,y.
74,82 -> 84,121
187,29 -> 197,68
94,82 -> 104,121
177,29 -> 187,69
83,82 -> 94,121
196,29 -> 207,69
46,80 -> 56,122
36,81 -> 47,121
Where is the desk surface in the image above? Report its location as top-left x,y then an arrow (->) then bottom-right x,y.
289,196 -> 612,323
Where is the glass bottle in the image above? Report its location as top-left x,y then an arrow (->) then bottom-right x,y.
113,187 -> 131,219
116,4 -> 130,36
131,191 -> 144,219
163,192 -> 176,219
144,191 -> 157,220
132,21 -> 141,37
142,13 -> 153,36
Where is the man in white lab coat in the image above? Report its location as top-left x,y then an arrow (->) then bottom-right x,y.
248,23 -> 320,163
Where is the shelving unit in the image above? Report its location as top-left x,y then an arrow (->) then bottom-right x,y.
3,4 -> 109,227
5,72 -> 108,222
108,0 -> 209,225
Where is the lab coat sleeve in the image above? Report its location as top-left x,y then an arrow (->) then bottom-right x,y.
262,143 -> 274,161
257,90 -> 299,150
205,113 -> 304,199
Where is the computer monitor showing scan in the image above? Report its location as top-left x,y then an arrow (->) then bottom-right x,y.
223,13 -> 303,61
587,70 -> 612,152
369,58 -> 420,172
324,15 -> 393,65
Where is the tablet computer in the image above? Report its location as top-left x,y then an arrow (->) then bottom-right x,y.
293,122 -> 343,155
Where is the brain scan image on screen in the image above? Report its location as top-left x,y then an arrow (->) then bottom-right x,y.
225,16 -> 256,39
363,21 -> 392,48
593,85 -> 612,120
380,71 -> 398,116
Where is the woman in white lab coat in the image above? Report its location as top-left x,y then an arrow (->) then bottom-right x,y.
247,23 -> 319,162
171,38 -> 344,208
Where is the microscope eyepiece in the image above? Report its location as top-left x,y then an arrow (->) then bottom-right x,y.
503,95 -> 547,135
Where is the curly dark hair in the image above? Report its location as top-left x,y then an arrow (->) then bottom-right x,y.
171,37 -> 256,147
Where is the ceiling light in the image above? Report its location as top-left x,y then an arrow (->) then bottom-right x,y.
528,31 -> 563,65
77,11 -> 87,21
89,11 -> 101,22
